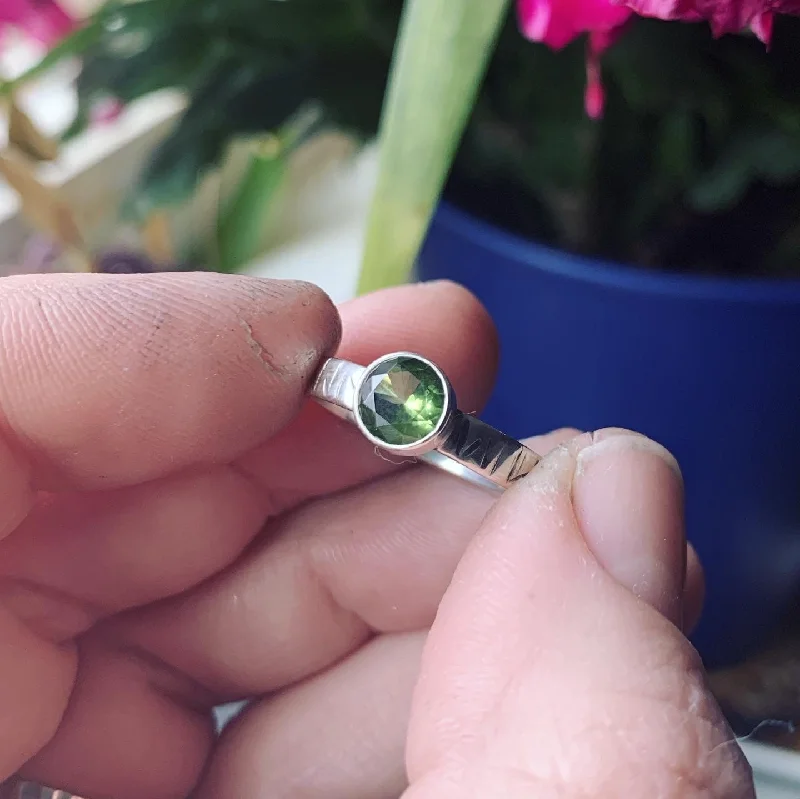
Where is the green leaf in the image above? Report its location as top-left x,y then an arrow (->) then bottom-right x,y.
53,0 -> 208,144
3,0 -> 189,94
657,111 -> 697,186
690,130 -> 800,212
125,43 -> 390,218
75,33 -> 214,107
357,0 -> 511,294
122,59 -> 269,217
190,0 -> 364,47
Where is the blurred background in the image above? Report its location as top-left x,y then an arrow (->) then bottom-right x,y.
0,0 -> 799,794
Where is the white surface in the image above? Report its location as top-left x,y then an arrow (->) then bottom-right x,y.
742,741 -> 800,798
0,90 -> 185,222
243,142 -> 378,304
0,89 -> 185,273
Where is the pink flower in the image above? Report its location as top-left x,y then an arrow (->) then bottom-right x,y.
89,96 -> 124,126
518,0 -> 800,118
518,0 -> 633,118
518,0 -> 633,48
1,0 -> 75,47
620,0 -> 800,42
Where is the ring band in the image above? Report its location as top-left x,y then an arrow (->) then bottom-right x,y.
310,351 -> 541,491
2,782 -> 82,798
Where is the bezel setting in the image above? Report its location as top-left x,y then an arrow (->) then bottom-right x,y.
353,351 -> 455,456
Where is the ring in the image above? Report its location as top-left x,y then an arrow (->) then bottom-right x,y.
310,351 -> 542,491
2,781 -> 82,798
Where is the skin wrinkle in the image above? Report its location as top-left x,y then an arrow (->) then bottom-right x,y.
303,535 -> 378,643
0,604 -> 78,776
467,635 -> 721,796
0,434 -> 33,540
0,462 -> 272,666
569,644 -> 751,798
0,298 -> 75,464
675,670 -> 752,797
226,459 -> 282,519
32,295 -> 58,342
19,638 -> 215,799
239,317 -> 295,379
107,638 -> 219,712
0,288 -> 153,474
138,311 -> 169,367
493,689 -> 746,798
0,576 -> 102,643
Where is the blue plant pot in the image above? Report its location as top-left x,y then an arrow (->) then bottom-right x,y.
417,202 -> 800,668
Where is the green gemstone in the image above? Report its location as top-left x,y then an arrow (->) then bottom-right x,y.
358,356 -> 446,446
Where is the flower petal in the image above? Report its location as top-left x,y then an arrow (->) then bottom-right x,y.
750,11 -> 773,42
89,97 -> 125,126
0,0 -> 75,46
518,0 -> 632,48
619,0 -> 800,38
585,47 -> 605,118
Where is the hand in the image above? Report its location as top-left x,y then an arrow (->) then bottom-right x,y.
0,273 -> 753,799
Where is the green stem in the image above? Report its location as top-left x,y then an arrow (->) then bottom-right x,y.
215,106 -> 322,272
356,0 -> 511,295
214,136 -> 287,273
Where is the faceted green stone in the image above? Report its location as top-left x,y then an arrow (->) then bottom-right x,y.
358,356 -> 446,446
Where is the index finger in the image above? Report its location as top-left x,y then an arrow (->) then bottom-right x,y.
0,272 -> 340,495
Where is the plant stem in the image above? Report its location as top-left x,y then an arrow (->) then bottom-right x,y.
356,0 -> 511,295
214,135 -> 287,273
215,106 -> 322,273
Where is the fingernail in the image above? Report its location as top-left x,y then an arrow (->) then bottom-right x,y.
582,427 -> 683,483
572,430 -> 686,625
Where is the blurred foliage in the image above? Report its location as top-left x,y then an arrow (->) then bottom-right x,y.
48,0 -> 398,220
26,0 -> 800,275
451,14 -> 800,275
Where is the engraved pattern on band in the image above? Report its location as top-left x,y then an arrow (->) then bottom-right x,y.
438,411 -> 541,489
310,356 -> 542,491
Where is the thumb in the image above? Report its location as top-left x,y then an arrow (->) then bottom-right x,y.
404,429 -> 755,799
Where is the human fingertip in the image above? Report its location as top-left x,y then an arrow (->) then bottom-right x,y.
517,431 -> 591,496
256,278 -> 342,353
572,430 -> 686,625
684,543 -> 706,633
577,428 -> 683,484
521,428 -> 584,457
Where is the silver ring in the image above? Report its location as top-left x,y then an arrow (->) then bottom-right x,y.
310,351 -> 542,491
2,782 -> 82,798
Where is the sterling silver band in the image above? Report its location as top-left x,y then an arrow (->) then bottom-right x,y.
310,353 -> 541,491
2,782 -> 81,798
